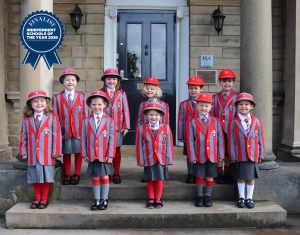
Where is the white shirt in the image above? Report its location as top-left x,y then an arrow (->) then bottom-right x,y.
94,112 -> 103,128
238,112 -> 251,131
149,121 -> 160,130
65,89 -> 75,101
107,87 -> 116,94
199,114 -> 209,122
34,112 -> 44,121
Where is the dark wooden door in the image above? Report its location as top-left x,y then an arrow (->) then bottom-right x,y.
118,10 -> 176,145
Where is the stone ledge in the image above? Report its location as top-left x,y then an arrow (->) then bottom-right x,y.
5,91 -> 20,113
5,200 -> 286,229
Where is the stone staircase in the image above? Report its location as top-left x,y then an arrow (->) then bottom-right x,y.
5,146 -> 287,229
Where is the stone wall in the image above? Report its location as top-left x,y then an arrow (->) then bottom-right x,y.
189,0 -> 285,152
4,0 -> 285,156
5,0 -> 106,156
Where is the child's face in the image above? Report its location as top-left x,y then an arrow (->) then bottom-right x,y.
90,97 -> 107,115
105,77 -> 118,89
63,75 -> 78,91
197,102 -> 212,116
31,97 -> 47,113
220,78 -> 234,92
145,85 -> 158,99
188,85 -> 203,99
147,110 -> 161,124
237,101 -> 254,115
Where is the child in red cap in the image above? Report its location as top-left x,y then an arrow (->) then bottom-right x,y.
81,91 -> 116,210
211,69 -> 238,184
52,69 -> 88,185
100,68 -> 130,184
228,92 -> 264,209
136,103 -> 174,208
20,90 -> 62,209
178,76 -> 204,184
186,94 -> 224,207
136,77 -> 169,126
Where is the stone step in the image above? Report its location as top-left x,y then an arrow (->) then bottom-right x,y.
5,200 -> 287,229
58,157 -> 236,201
58,180 -> 236,201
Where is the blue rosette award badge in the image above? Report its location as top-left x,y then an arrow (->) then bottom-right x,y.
20,11 -> 64,69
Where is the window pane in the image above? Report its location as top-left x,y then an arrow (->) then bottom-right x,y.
127,24 -> 142,80
151,24 -> 166,80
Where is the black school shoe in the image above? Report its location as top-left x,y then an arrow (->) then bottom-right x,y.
112,174 -> 121,184
98,199 -> 108,210
62,175 -> 71,185
154,199 -> 163,208
185,174 -> 195,184
91,200 -> 99,211
30,199 -> 40,209
237,198 -> 246,208
70,174 -> 80,185
203,196 -> 213,207
146,199 -> 155,209
195,196 -> 203,207
38,200 -> 48,209
245,199 -> 255,209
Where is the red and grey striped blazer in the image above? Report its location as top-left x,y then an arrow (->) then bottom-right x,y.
211,91 -> 237,134
136,99 -> 169,127
136,124 -> 174,167
105,90 -> 130,132
186,115 -> 225,164
52,90 -> 88,140
177,98 -> 198,142
81,114 -> 116,162
19,113 -> 62,166
227,114 -> 265,163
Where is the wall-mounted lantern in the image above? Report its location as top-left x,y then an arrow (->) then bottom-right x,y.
70,4 -> 83,33
212,6 -> 225,35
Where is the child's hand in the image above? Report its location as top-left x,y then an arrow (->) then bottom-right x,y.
192,160 -> 197,164
258,158 -> 262,163
21,155 -> 27,160
107,157 -> 113,164
82,156 -> 89,162
121,129 -> 128,136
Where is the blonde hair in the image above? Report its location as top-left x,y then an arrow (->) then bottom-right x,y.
142,84 -> 163,98
23,98 -> 52,117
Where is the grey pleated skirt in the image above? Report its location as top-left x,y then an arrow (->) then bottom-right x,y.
62,138 -> 80,154
144,163 -> 169,181
235,161 -> 259,180
116,132 -> 123,147
87,160 -> 113,177
193,161 -> 218,178
27,163 -> 55,184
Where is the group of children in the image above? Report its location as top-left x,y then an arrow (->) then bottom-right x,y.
19,68 -> 264,211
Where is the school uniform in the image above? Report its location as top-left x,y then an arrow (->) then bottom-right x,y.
136,99 -> 170,127
227,113 -> 264,180
136,122 -> 174,181
105,89 -> 130,147
81,113 -> 116,177
211,91 -> 237,182
186,114 -> 225,178
211,91 -> 237,134
52,90 -> 88,153
19,112 -> 62,183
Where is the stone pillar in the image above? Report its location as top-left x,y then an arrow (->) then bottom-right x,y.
20,0 -> 54,110
240,0 -> 278,169
0,0 -> 12,161
278,0 -> 300,161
